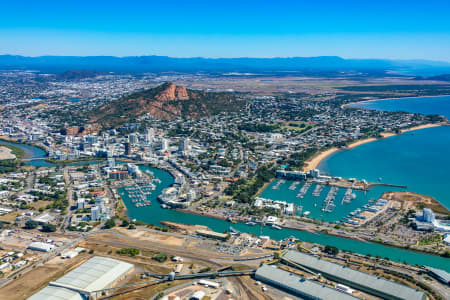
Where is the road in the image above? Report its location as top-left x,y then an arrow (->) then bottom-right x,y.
60,168 -> 73,231
86,229 -> 271,265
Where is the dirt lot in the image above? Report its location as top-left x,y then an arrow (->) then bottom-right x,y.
0,253 -> 91,300
160,221 -> 210,234
113,227 -> 185,247
382,191 -> 449,214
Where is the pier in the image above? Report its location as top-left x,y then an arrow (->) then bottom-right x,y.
272,179 -> 285,190
289,181 -> 300,190
367,182 -> 407,189
312,184 -> 324,197
341,188 -> 354,204
296,182 -> 312,198
124,182 -> 152,207
321,186 -> 338,213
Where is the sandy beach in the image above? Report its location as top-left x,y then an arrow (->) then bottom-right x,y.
303,148 -> 339,171
303,122 -> 445,171
0,146 -> 16,160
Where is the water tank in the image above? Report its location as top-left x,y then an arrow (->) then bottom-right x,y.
168,271 -> 175,281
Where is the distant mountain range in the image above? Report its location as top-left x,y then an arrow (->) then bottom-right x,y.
1,55 -> 450,76
90,82 -> 243,127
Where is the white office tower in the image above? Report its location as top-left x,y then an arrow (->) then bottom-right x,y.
90,206 -> 100,221
353,127 -> 360,139
179,138 -> 190,153
187,189 -> 197,202
127,163 -> 142,178
161,138 -> 169,152
77,198 -> 85,210
309,169 -> 320,178
423,208 -> 436,223
145,128 -> 154,144
129,133 -> 138,145
107,157 -> 115,168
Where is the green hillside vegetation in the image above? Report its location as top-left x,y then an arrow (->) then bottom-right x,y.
90,82 -> 243,128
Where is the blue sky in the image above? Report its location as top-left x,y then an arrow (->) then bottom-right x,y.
1,0 -> 450,60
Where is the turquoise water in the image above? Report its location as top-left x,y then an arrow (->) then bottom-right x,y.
0,140 -> 104,167
325,95 -> 450,209
3,134 -> 450,270
347,95 -> 450,118
319,126 -> 450,209
259,180 -> 398,222
0,140 -> 47,159
117,165 -> 450,271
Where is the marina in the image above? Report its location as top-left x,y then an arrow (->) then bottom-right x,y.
116,165 -> 450,271
1,142 -> 449,272
260,177 -> 398,223
123,179 -> 158,208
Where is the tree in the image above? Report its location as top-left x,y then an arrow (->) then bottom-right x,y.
41,223 -> 56,232
25,220 -> 38,229
104,219 -> 116,229
121,219 -> 130,227
152,252 -> 168,262
324,245 -> 339,255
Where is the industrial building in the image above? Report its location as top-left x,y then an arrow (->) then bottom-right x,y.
28,242 -> 55,252
255,265 -> 360,300
195,229 -> 229,241
425,266 -> 450,285
27,256 -> 134,300
282,250 -> 426,300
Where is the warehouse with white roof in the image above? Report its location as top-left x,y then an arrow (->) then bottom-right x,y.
27,256 -> 134,300
282,250 -> 427,300
255,265 -> 360,300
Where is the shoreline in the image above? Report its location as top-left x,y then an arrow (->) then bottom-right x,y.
303,122 -> 445,171
168,207 -> 447,258
341,94 -> 450,109
119,174 -> 449,260
0,146 -> 16,160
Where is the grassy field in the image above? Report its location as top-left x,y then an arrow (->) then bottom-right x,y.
278,120 -> 315,132
1,144 -> 25,159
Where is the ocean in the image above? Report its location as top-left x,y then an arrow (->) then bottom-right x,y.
321,95 -> 450,209
347,95 -> 450,118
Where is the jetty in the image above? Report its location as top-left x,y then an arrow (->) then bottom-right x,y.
272,179 -> 285,190
321,186 -> 338,213
289,181 -> 300,190
341,188 -> 355,204
312,184 -> 324,197
296,182 -> 312,198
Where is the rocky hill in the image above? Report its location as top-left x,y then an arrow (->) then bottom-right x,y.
56,70 -> 108,80
90,82 -> 243,127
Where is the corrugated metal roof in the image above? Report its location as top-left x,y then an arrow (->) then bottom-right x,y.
27,286 -> 84,300
255,265 -> 360,300
283,250 -> 426,300
426,266 -> 450,282
54,256 -> 133,292
27,256 -> 133,300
